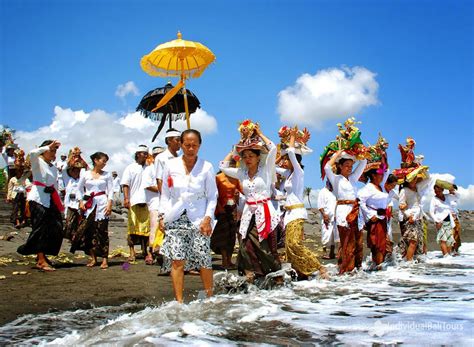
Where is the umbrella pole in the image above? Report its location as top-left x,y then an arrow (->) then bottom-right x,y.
183,82 -> 191,129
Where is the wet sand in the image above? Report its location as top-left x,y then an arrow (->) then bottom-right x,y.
0,199 -> 473,326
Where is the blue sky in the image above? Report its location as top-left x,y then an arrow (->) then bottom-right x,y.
1,0 -> 473,191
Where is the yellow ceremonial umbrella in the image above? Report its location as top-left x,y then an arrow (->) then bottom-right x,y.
140,31 -> 216,129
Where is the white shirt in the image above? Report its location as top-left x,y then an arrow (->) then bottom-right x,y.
358,183 -> 390,221
121,162 -> 147,206
429,193 -> 459,228
159,157 -> 217,229
112,176 -> 121,193
317,186 -> 337,240
142,164 -> 160,211
1,147 -> 15,169
63,170 -> 82,210
282,147 -> 307,227
220,142 -> 281,240
399,187 -> 422,221
155,148 -> 178,181
27,146 -> 59,208
77,170 -> 114,220
7,174 -> 31,200
324,159 -> 367,227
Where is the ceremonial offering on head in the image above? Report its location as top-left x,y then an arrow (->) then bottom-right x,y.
392,137 -> 429,184
435,179 -> 457,191
232,119 -> 268,162
277,125 -> 312,156
319,117 -> 370,179
359,133 -> 389,181
67,147 -> 89,170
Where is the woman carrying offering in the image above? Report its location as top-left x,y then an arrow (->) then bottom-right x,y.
279,126 -> 328,279
17,140 -> 64,271
71,152 -> 113,269
324,150 -> 367,274
429,181 -> 459,256
159,129 -> 218,302
220,121 -> 281,283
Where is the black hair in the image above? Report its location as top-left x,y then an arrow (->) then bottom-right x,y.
181,129 -> 202,144
366,169 -> 378,182
40,140 -> 54,147
90,152 -> 109,166
386,174 -> 398,185
295,153 -> 304,170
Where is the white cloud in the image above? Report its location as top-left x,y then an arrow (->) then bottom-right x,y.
115,81 -> 139,99
277,66 -> 379,128
14,106 -> 218,175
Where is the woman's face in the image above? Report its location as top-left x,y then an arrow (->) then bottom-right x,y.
371,172 -> 384,186
181,133 -> 201,158
42,147 -> 57,163
339,159 -> 354,177
242,150 -> 260,170
280,155 -> 293,171
94,156 -> 108,170
434,185 -> 444,196
407,179 -> 417,189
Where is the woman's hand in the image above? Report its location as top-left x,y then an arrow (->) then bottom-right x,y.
123,197 -> 130,209
370,216 -> 378,223
436,222 -> 442,230
408,216 -> 415,224
200,216 -> 212,236
104,201 -> 112,216
79,201 -> 86,212
49,140 -> 61,150
159,216 -> 165,234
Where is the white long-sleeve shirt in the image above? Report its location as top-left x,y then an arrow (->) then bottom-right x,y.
63,170 -> 82,210
77,170 -> 114,221
160,157 -> 217,229
429,193 -> 459,228
358,183 -> 390,221
282,147 -> 307,227
27,146 -> 59,208
324,159 -> 367,227
220,142 -> 280,240
399,187 -> 422,221
317,186 -> 337,239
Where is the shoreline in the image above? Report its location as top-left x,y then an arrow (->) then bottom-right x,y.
0,208 -> 473,326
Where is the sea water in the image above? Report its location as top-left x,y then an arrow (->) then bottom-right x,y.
1,244 -> 473,346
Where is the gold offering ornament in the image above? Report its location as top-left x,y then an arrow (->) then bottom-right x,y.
140,31 -> 216,129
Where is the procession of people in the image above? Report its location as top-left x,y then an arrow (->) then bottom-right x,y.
0,117 -> 464,299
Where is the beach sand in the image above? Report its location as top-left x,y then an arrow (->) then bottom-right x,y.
0,197 -> 473,326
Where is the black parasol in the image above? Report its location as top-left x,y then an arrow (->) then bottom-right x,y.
136,82 -> 200,141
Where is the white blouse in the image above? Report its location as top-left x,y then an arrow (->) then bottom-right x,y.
220,142 -> 280,240
429,193 -> 459,228
317,186 -> 337,236
358,183 -> 390,221
27,146 -> 59,208
77,170 -> 114,221
282,147 -> 307,227
399,187 -> 422,221
160,157 -> 217,229
63,170 -> 82,210
324,159 -> 367,227
121,163 -> 147,206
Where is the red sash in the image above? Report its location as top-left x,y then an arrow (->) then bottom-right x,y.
246,198 -> 272,240
84,191 -> 106,210
33,181 -> 64,213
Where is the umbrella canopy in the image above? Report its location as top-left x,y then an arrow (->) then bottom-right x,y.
136,82 -> 200,121
140,31 -> 215,129
140,31 -> 215,79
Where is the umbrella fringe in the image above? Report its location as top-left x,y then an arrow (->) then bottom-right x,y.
138,110 -> 188,122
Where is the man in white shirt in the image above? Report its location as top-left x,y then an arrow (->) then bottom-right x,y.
112,171 -> 121,207
143,146 -> 165,262
318,180 -> 337,259
121,145 -> 151,262
155,128 -> 181,190
2,143 -> 17,187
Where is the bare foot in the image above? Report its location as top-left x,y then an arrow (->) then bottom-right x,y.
86,260 -> 96,267
100,261 -> 108,269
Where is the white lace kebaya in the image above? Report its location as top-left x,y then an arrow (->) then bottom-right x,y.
219,142 -> 280,241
